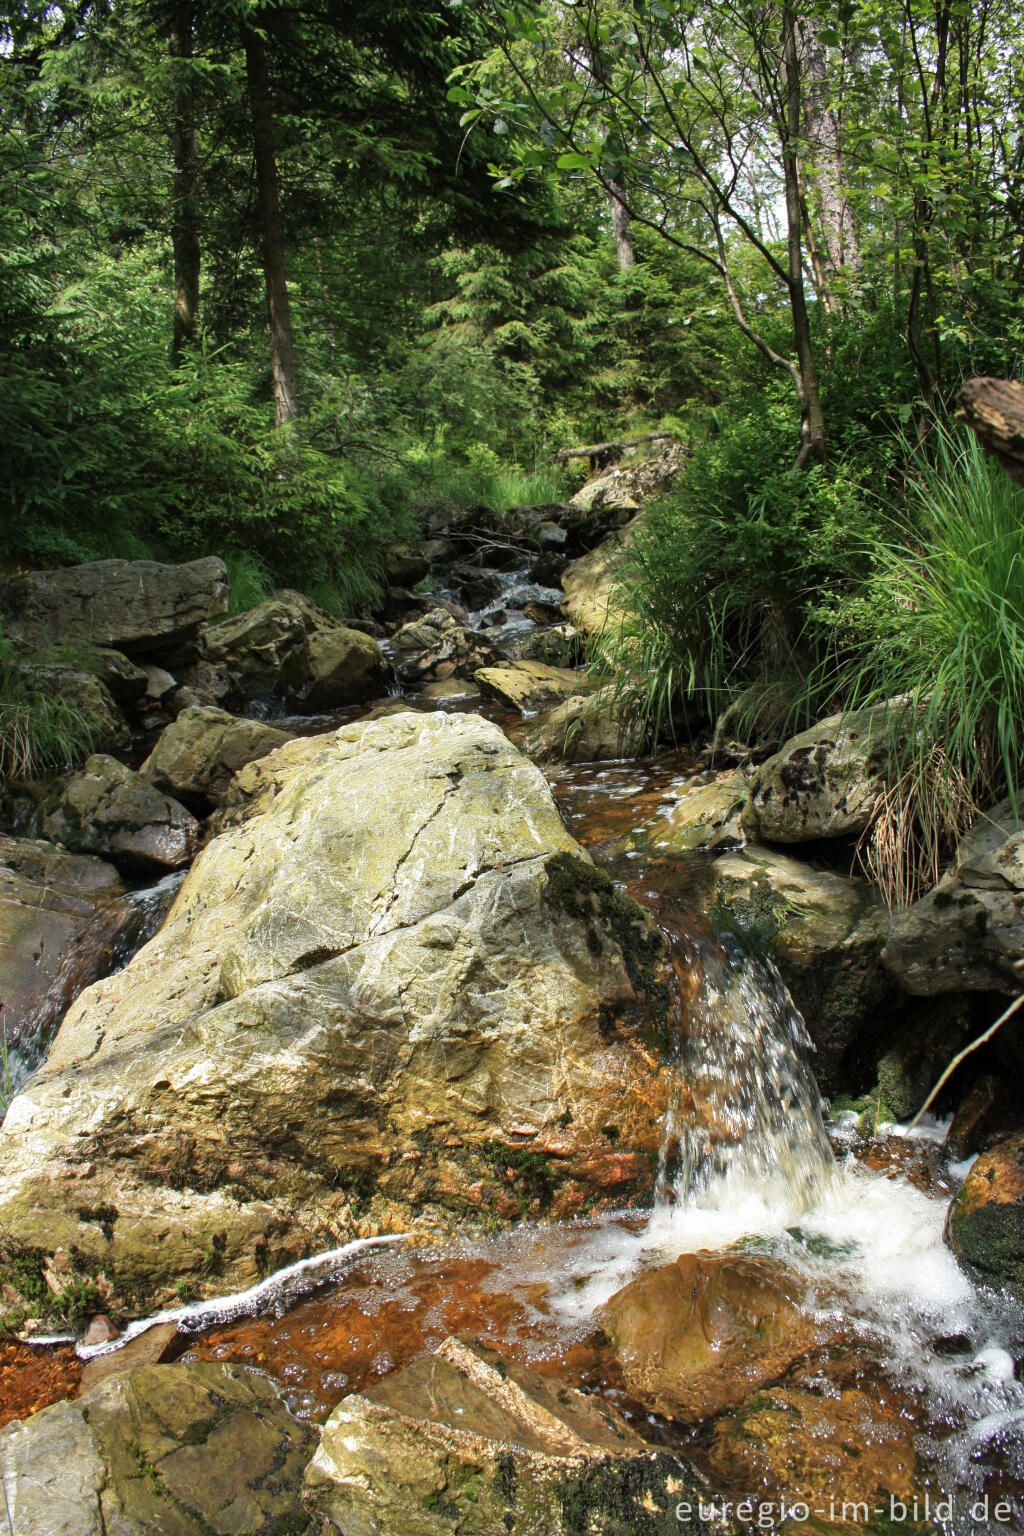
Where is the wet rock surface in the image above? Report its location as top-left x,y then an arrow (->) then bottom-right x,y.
389,606 -> 503,684
0,712 -> 669,1311
524,688 -> 643,764
0,1361 -> 316,1536
43,754 -> 200,870
707,846 -> 890,1093
304,1334 -> 725,1536
946,1132 -> 1024,1296
647,772 -> 748,853
1,557 -> 228,660
600,1254 -> 819,1421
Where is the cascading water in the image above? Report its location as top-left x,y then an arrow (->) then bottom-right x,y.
654,935 -> 835,1217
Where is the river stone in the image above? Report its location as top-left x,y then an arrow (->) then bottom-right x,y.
882,800 -> 1024,995
0,712 -> 670,1310
474,659 -> 580,714
744,703 -> 900,843
560,514 -> 644,638
282,624 -> 387,709
85,647 -> 150,707
199,589 -> 328,695
648,772 -> 748,853
0,558 -> 228,661
708,846 -> 890,1094
523,688 -> 644,764
389,607 -> 502,684
0,1361 -> 316,1536
600,1254 -> 818,1422
43,755 -> 200,871
704,1381 -> 923,1525
0,835 -> 124,1085
141,704 -> 291,806
304,1335 -> 725,1536
945,1132 -> 1024,1296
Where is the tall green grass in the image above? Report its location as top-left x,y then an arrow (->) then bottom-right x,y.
840,426 -> 1024,902
0,650 -> 95,779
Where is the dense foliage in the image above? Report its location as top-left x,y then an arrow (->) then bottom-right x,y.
2,0 -> 1022,889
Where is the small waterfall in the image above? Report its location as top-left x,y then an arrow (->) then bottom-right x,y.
654,934 -> 835,1219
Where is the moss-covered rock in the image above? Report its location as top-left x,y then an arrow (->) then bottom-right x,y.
303,1336 -> 729,1536
946,1132 -> 1024,1296
0,1361 -> 315,1535
141,704 -> 291,807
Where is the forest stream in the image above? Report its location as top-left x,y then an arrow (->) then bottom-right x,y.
3,542 -> 1023,1536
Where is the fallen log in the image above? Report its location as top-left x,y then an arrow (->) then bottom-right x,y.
555,431 -> 676,464
956,376 -> 1024,486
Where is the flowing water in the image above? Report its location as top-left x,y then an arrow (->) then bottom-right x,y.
8,653 -> 1024,1529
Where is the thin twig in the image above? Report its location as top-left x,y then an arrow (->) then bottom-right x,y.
906,989 -> 1024,1131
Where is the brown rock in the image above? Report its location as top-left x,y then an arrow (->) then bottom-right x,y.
600,1254 -> 818,1421
946,1131 -> 1024,1296
78,1321 -> 179,1394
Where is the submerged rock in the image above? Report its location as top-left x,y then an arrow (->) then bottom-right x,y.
0,1361 -> 316,1536
475,659 -> 581,714
304,1335 -> 725,1536
0,557 -> 228,661
744,703 -> 897,844
946,1132 -> 1024,1296
141,704 -> 291,807
0,712 -> 670,1310
43,754 -> 200,870
883,799 -> 1024,995
708,846 -> 890,1093
647,772 -> 748,853
600,1253 -> 818,1422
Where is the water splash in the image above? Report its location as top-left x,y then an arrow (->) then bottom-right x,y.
655,934 -> 835,1218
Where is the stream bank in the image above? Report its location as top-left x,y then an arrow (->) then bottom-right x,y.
1,456 -> 1022,1533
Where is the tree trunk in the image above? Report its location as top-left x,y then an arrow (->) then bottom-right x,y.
796,13 -> 859,281
782,7 -> 826,465
606,175 -> 635,270
169,3 -> 200,361
243,22 -> 298,427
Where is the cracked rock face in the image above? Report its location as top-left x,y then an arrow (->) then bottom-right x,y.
0,1361 -> 316,1536
0,712 -> 669,1311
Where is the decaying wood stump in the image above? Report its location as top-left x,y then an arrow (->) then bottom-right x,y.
957,376 -> 1024,486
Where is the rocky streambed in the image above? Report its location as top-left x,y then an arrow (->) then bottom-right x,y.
1,464 -> 1023,1535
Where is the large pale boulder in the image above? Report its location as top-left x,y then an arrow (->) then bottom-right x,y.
0,835 -> 124,1088
282,624 -> 386,709
744,703 -> 898,844
0,1362 -> 316,1536
304,1335 -> 724,1536
946,1132 -> 1024,1296
708,846 -> 890,1093
141,704 -> 291,806
600,1254 -> 818,1422
474,659 -> 580,714
0,713 -> 670,1310
0,558 -> 228,659
883,800 -> 1024,995
43,755 -> 200,870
